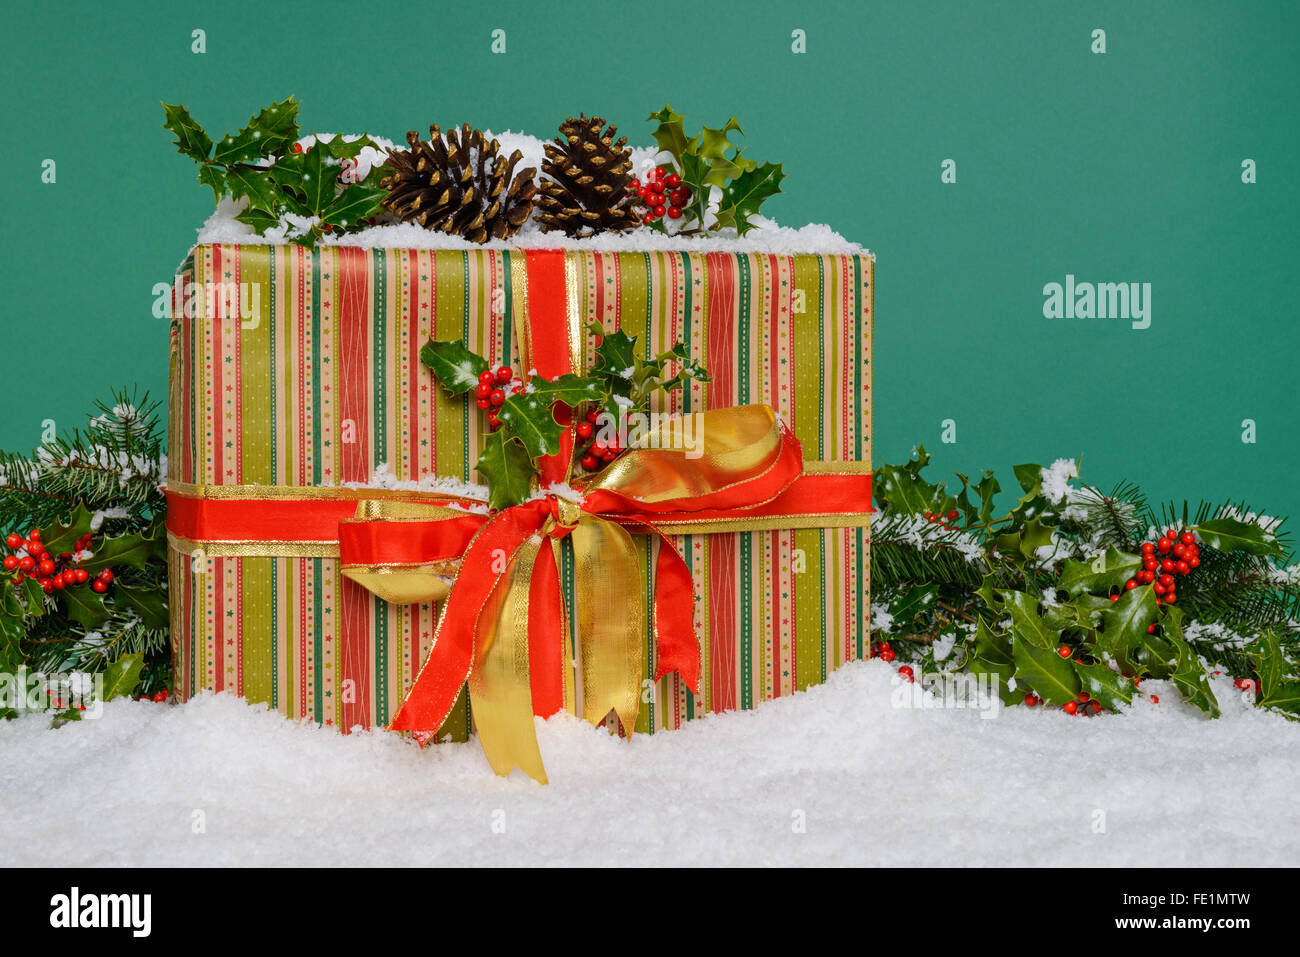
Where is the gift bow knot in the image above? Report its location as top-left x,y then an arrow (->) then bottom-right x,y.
337,404 -> 808,783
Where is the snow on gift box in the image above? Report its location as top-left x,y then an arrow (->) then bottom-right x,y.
161,100 -> 873,781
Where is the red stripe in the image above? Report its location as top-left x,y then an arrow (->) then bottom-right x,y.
337,247 -> 371,483
408,250 -> 421,478
524,250 -> 576,485
340,578 -> 370,733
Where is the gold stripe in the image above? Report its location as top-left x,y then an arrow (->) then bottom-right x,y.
165,480 -> 489,505
651,512 -> 872,534
167,531 -> 340,558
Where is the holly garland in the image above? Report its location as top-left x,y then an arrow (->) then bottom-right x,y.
870,448 -> 1300,720
0,392 -> 169,719
420,328 -> 709,509
164,97 -> 786,244
162,97 -> 390,245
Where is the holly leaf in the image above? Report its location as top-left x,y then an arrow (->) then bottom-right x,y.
497,392 -> 565,461
77,521 -> 167,574
23,576 -> 47,617
968,655 -> 1022,706
420,339 -> 490,394
1013,638 -> 1081,706
714,161 -> 785,235
114,584 -> 169,631
198,165 -> 227,202
1094,586 -> 1159,670
323,134 -> 377,160
234,206 -> 280,234
956,470 -> 1001,528
212,98 -> 300,165
57,586 -> 110,629
1259,680 -> 1300,718
1192,516 -> 1282,557
873,447 -> 957,518
40,504 -> 95,557
1057,547 -> 1144,597
974,619 -> 1013,666
590,325 -> 639,378
101,653 -> 146,702
1073,659 -> 1136,711
299,142 -> 332,216
1002,590 -> 1058,652
320,185 -> 387,231
162,102 -> 212,162
888,584 -> 939,632
474,431 -> 535,511
1161,608 -> 1220,716
646,104 -> 694,162
225,166 -> 281,215
525,373 -> 604,407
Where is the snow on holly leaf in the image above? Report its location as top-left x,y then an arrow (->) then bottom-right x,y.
420,339 -> 490,394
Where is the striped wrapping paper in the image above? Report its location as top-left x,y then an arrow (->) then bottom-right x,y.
168,245 -> 873,740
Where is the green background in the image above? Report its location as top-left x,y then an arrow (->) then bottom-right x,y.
4,0 -> 1297,521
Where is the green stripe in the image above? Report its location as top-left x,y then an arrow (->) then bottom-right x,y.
313,561 -> 323,724
374,594 -> 388,722
737,254 -> 753,708
853,256 -> 864,658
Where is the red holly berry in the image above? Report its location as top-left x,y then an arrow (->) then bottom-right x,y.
1141,541 -> 1155,555
642,212 -> 657,225
898,665 -> 914,683
947,509 -> 959,521
92,580 -> 107,593
1159,558 -> 1174,572
1150,695 -> 1159,704
28,529 -> 40,542
1172,543 -> 1186,559
664,173 -> 681,189
576,421 -> 594,439
1175,560 -> 1190,575
1109,594 -> 1120,602
11,573 -> 22,585
52,574 -> 66,590
42,580 -> 54,594
879,648 -> 896,662
1125,579 -> 1138,590
653,204 -> 666,217
18,556 -> 34,572
1143,557 -> 1158,571
73,568 -> 88,584
580,454 -> 598,471
1164,592 -> 1176,604
1063,701 -> 1079,715
586,408 -> 601,424
2,556 -> 15,571
476,398 -> 491,410
4,533 -> 20,549
654,166 -> 666,179
489,389 -> 505,407
1078,692 -> 1091,702
650,180 -> 666,195
667,206 -> 682,219
1157,537 -> 1172,553
291,142 -> 303,154
1152,582 -> 1166,596
1024,693 -> 1040,707
1180,531 -> 1195,546
100,569 -> 114,584
1158,573 -> 1174,588
1189,556 -> 1200,568
1057,646 -> 1071,658
478,370 -> 495,386
474,384 -> 492,400
153,690 -> 169,702
1146,624 -> 1157,634
636,186 -> 649,199
495,366 -> 513,383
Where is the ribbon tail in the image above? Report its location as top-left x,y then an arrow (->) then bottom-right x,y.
527,537 -> 566,718
572,517 -> 643,736
387,501 -> 549,740
470,537 -> 548,784
650,531 -> 701,695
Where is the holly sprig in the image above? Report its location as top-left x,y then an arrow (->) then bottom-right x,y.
642,105 -> 785,235
421,331 -> 708,510
870,447 -> 1300,721
162,97 -> 390,245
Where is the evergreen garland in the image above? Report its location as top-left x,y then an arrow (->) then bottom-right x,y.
0,390 -> 168,718
870,448 -> 1300,720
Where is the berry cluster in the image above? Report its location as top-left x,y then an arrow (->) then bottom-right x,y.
1113,528 -> 1201,606
3,529 -> 115,595
576,408 -> 622,472
924,509 -> 960,529
474,365 -> 524,429
632,166 -> 692,226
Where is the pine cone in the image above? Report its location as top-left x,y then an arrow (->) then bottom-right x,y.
380,124 -> 536,243
535,115 -> 638,237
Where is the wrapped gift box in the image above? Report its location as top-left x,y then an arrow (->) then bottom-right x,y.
166,244 -> 873,741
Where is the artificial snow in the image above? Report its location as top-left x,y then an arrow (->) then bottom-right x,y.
194,130 -> 869,256
1,660 -> 1295,866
